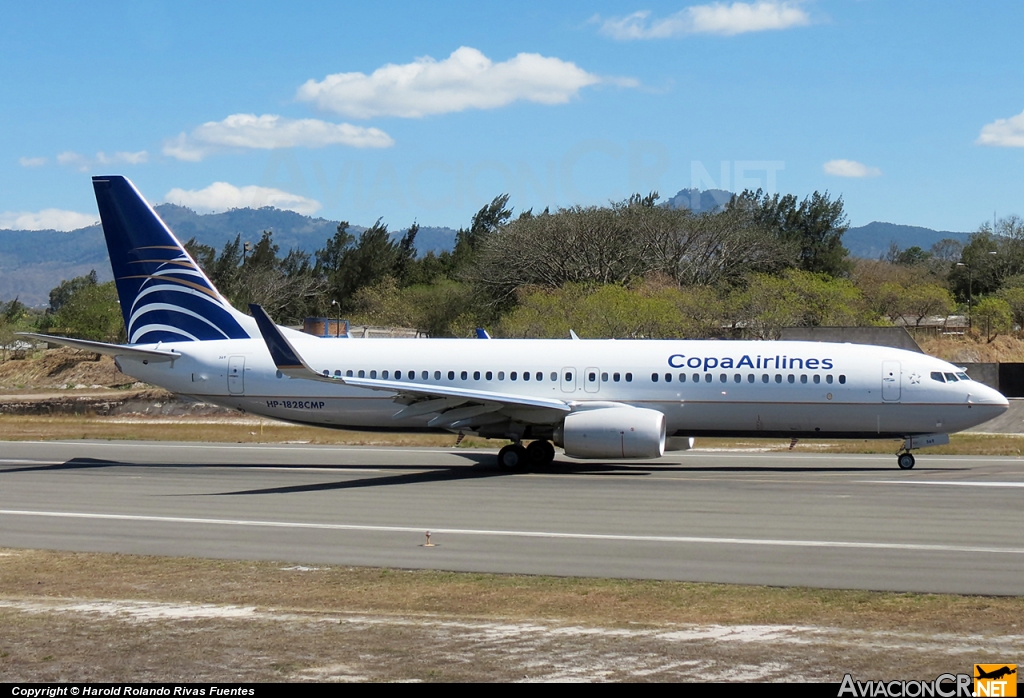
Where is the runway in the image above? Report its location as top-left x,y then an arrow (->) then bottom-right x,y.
0,440 -> 1022,595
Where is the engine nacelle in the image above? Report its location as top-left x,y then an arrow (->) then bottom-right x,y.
665,436 -> 695,451
555,407 -> 666,459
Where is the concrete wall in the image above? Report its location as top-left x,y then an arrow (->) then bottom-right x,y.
779,327 -> 922,352
958,363 -> 999,391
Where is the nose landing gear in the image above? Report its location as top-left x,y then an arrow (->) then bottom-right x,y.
897,452 -> 916,470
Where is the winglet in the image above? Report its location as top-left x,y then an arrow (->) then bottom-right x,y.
475,327 -> 491,339
249,304 -> 311,374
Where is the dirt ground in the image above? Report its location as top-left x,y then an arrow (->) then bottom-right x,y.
0,550 -> 1020,683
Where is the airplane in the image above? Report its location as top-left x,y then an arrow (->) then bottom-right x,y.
21,175 -> 1010,471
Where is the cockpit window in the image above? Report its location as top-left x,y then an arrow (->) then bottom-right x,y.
931,372 -> 945,383
956,372 -> 970,381
944,372 -> 958,382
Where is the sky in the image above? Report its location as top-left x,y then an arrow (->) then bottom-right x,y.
1,1 -> 1022,234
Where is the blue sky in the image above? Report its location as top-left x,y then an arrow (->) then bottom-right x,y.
2,1 -> 1022,233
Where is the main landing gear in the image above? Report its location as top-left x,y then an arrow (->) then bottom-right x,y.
497,440 -> 556,471
897,452 -> 916,470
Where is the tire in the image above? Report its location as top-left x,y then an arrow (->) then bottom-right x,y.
526,440 -> 555,467
497,444 -> 529,471
897,453 -> 915,470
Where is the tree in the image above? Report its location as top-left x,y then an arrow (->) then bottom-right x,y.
48,270 -> 99,313
42,280 -> 124,343
973,297 -> 1012,340
733,189 -> 850,277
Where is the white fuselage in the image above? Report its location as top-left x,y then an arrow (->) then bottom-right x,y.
116,336 -> 1009,439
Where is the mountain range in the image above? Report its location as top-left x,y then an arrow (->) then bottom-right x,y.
1,190 -> 974,307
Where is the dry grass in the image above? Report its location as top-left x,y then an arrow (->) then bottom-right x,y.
2,549 -> 1021,634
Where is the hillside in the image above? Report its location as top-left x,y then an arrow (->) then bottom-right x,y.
0,205 -> 458,306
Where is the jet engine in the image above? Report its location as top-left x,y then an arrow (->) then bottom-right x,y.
555,407 -> 666,459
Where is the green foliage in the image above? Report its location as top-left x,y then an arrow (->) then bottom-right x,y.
734,189 -> 850,277
40,275 -> 124,343
973,297 -> 1012,338
348,277 -> 477,337
730,270 -> 867,339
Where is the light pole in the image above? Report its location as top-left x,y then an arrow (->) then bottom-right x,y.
957,250 -> 997,331
330,299 -> 340,338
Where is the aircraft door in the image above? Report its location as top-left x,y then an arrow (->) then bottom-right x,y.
228,356 -> 245,395
882,360 -> 900,401
584,367 -> 601,393
561,367 -> 577,393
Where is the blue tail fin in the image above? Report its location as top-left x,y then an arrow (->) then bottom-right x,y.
92,175 -> 255,344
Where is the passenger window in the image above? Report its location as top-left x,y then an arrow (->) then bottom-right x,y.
434,370 -> 440,380
461,371 -> 468,380
551,372 -> 558,381
665,373 -> 672,383
448,370 -> 455,380
826,375 -> 833,384
944,373 -> 958,382
652,373 -> 659,382
498,371 -> 505,380
486,371 -> 493,380
787,375 -> 794,384
382,370 -> 389,379
693,373 -> 700,383
762,374 -> 768,383
734,374 -> 741,383
747,374 -> 754,383
394,371 -> 401,379
370,370 -> 377,379
625,373 -> 633,382
322,370 -> 329,376
720,374 -> 727,383
536,372 -> 543,381
775,374 -> 782,383
839,375 -> 846,384
613,372 -> 620,382
813,374 -> 820,384
358,370 -> 365,378
511,372 -> 518,381
602,372 -> 608,382
422,371 -> 428,380
704,374 -> 712,383
591,372 -> 599,382
346,370 -> 353,377
334,370 -> 341,377
679,374 -> 687,383
473,371 -> 480,380
800,375 -> 807,384
523,372 -> 530,381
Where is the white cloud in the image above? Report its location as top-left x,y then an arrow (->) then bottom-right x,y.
164,182 -> 322,216
823,159 -> 881,178
163,113 -> 394,161
55,150 -> 149,171
597,2 -> 810,39
296,46 -> 622,119
977,109 -> 1024,148
18,156 -> 47,167
0,209 -> 98,231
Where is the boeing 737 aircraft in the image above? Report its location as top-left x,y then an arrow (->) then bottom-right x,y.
22,176 -> 1010,470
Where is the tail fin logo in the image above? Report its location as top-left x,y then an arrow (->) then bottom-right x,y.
93,176 -> 252,345
123,247 -> 249,344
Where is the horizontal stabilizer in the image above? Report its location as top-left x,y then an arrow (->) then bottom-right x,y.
16,333 -> 179,360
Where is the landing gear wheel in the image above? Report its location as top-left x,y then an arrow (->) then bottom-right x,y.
497,444 -> 529,471
526,440 -> 556,467
897,453 -> 916,470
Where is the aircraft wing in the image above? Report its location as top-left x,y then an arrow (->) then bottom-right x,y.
249,305 -> 571,417
16,332 -> 180,360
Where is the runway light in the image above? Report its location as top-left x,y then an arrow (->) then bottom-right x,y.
424,531 -> 434,547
